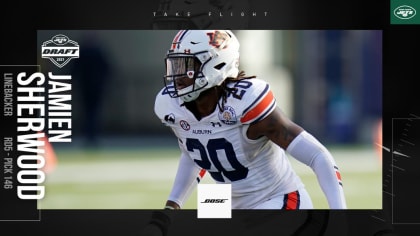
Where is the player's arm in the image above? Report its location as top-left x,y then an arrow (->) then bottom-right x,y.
142,156 -> 205,236
164,151 -> 205,210
247,106 -> 303,147
247,107 -> 347,209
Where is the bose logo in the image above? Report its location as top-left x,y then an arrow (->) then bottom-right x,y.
198,184 -> 231,218
200,199 -> 228,203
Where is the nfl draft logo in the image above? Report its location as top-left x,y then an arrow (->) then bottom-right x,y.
41,34 -> 79,68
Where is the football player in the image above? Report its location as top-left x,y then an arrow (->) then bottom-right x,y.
154,30 -> 347,210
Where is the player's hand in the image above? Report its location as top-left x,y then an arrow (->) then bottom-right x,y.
291,211 -> 329,236
139,211 -> 172,236
140,223 -> 164,236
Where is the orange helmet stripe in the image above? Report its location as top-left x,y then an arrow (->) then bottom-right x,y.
171,30 -> 186,50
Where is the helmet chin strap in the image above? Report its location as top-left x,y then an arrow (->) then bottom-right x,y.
180,77 -> 209,102
181,90 -> 200,102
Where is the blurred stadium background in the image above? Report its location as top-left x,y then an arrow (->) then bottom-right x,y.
37,30 -> 382,209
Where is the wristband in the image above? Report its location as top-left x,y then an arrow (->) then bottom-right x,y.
164,205 -> 175,210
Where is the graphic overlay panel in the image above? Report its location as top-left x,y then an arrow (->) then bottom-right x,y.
1,65 -> 41,221
2,0 -> 420,235
392,116 -> 420,223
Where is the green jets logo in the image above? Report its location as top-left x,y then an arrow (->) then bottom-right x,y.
394,5 -> 416,19
391,0 -> 420,24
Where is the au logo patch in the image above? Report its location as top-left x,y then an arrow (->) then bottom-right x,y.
41,34 -> 80,68
207,31 -> 230,49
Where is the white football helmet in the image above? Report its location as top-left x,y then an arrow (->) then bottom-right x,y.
164,30 -> 240,102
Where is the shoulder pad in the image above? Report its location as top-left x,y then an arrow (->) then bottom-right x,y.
154,87 -> 181,125
226,78 -> 276,124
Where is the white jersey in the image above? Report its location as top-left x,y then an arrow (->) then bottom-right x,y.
154,78 -> 305,209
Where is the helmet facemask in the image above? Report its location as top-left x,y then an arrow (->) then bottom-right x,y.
164,52 -> 210,102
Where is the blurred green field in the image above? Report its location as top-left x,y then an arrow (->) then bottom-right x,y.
38,145 -> 382,209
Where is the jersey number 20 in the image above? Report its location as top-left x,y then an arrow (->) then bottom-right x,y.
186,138 -> 249,182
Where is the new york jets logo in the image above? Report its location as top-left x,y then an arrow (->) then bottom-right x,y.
41,34 -> 80,68
394,5 -> 416,19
